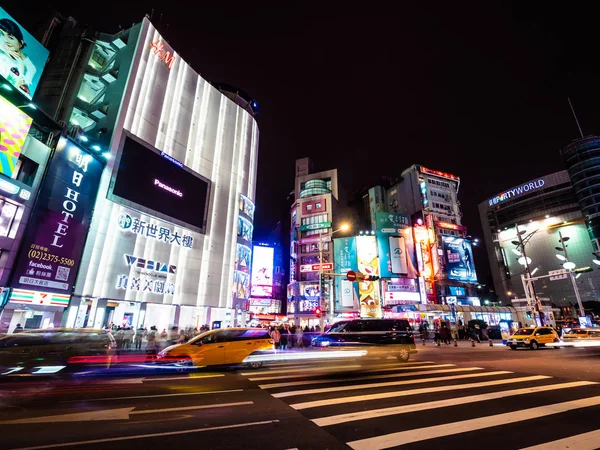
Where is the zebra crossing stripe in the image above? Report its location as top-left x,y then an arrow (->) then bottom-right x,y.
347,396 -> 600,450
312,381 -> 596,426
270,368 -> 487,397
290,373 -> 540,409
520,428 -> 600,450
260,365 -> 470,390
248,363 -> 447,381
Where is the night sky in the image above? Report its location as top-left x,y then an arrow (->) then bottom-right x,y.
4,1 -> 600,283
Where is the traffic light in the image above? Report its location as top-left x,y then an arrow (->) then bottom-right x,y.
365,275 -> 380,281
320,272 -> 327,293
526,311 -> 532,319
315,307 -> 321,318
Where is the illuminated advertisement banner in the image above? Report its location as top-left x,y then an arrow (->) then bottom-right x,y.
11,137 -> 102,293
250,245 -> 274,297
333,237 -> 358,309
9,288 -> 70,307
115,254 -> 176,295
298,282 -> 322,312
377,227 -> 418,279
299,221 -> 331,232
235,244 -> 251,273
356,235 -> 382,318
0,94 -> 32,177
383,278 -> 420,304
434,221 -> 467,232
239,194 -> 255,220
413,226 -> 435,282
419,165 -> 460,181
0,7 -> 50,98
443,237 -> 478,283
375,212 -> 411,232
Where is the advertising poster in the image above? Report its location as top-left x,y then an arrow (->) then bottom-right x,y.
233,271 -> 250,300
356,235 -> 382,318
11,137 -> 103,293
239,194 -> 255,219
333,237 -> 358,309
0,7 -> 50,98
235,244 -> 251,272
443,237 -> 478,283
250,245 -> 274,297
0,94 -> 32,177
377,226 -> 418,279
238,216 -> 253,241
298,282 -> 322,312
384,278 -> 421,304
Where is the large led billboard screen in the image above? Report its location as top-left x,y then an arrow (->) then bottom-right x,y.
0,94 -> 31,177
251,245 -> 274,297
0,7 -> 50,98
110,133 -> 211,233
443,237 -> 478,283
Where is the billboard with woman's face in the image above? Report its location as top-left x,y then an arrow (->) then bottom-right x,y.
0,7 -> 50,98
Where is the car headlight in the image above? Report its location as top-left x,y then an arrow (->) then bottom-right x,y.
319,340 -> 330,347
523,338 -> 530,343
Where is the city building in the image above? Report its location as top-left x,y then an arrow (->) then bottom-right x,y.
560,135 -> 600,250
479,170 -> 600,311
287,157 -> 340,328
31,16 -> 260,331
0,7 -> 106,332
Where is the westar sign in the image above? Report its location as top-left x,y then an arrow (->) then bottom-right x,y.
488,178 -> 545,207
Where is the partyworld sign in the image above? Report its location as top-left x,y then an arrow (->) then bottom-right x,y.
488,178 -> 545,207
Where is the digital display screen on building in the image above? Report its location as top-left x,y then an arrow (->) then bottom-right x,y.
250,245 -> 274,297
0,94 -> 31,177
443,237 -> 478,283
0,7 -> 50,98
110,133 -> 210,233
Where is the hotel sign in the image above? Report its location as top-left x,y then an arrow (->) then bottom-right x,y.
489,179 -> 545,207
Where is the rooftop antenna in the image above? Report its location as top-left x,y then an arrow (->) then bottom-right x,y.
568,97 -> 584,139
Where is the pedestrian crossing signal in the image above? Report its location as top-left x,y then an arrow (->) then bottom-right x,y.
315,307 -> 322,318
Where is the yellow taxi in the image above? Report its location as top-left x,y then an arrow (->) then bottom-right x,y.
157,328 -> 273,369
562,328 -> 600,341
507,326 -> 559,350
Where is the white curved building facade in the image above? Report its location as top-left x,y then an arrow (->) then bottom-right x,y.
65,19 -> 259,331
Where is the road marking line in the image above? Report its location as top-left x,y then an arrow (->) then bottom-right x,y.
312,381 -> 596,426
62,389 -> 244,403
346,396 -> 600,450
142,374 -> 224,381
248,363 -> 440,381
262,366 -> 476,390
239,361 -> 434,377
520,428 -> 600,450
271,371 -> 512,398
9,420 -> 281,450
290,372 -> 552,410
130,401 -> 253,415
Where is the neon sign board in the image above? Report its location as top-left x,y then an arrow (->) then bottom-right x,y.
154,178 -> 183,197
419,166 -> 460,181
488,179 -> 545,207
150,40 -> 175,69
117,213 -> 194,248
434,221 -> 467,232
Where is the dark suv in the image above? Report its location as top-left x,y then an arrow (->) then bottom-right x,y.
311,319 -> 417,362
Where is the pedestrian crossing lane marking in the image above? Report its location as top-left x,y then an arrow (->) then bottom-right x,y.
239,360 -> 434,377
248,363 -> 447,381
346,395 -> 600,450
520,428 -> 600,450
260,366 -> 472,390
312,381 -> 596,426
291,373 -> 541,409
270,367 -> 490,398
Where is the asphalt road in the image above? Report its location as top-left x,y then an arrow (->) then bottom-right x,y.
1,342 -> 600,450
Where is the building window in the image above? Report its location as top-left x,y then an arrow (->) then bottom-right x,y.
13,155 -> 39,187
306,204 -> 312,211
0,200 -> 19,237
316,202 -> 322,209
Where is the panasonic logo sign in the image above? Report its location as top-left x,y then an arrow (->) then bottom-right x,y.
154,179 -> 183,197
488,179 -> 545,207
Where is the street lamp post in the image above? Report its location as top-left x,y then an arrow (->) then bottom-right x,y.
318,223 -> 350,330
558,231 -> 585,317
515,223 -> 545,326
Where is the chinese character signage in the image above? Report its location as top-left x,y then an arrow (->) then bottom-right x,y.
443,237 -> 478,283
356,235 -> 382,318
299,221 -> 331,232
0,7 -> 50,98
375,212 -> 411,232
11,137 -> 103,293
117,212 -> 194,248
333,237 -> 358,309
115,254 -> 176,295
0,94 -> 32,177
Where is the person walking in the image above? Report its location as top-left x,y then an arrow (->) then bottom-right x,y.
280,325 -> 291,350
270,326 -> 281,350
146,326 -> 157,353
123,327 -> 134,350
295,325 -> 303,348
134,327 -> 144,350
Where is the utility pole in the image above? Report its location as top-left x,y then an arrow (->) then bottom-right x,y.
558,230 -> 586,317
516,223 -> 545,325
318,231 -> 325,330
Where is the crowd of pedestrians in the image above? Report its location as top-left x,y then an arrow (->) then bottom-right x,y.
105,324 -> 210,352
267,323 -> 321,350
